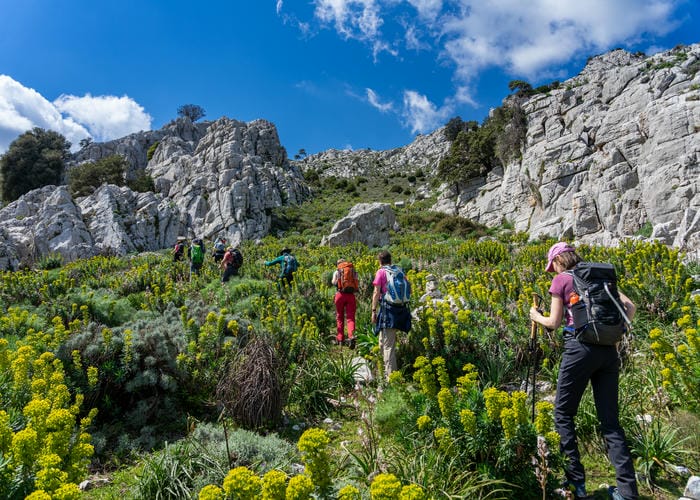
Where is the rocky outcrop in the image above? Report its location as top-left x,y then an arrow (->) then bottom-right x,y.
295,128 -> 448,184
147,117 -> 307,245
0,185 -> 93,268
0,117 -> 309,266
70,118 -> 209,180
78,185 -> 184,256
322,203 -> 397,248
434,44 -> 700,249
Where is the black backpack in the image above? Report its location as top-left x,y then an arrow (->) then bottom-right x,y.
567,262 -> 631,345
231,249 -> 243,268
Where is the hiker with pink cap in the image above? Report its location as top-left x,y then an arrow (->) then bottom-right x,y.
530,242 -> 639,500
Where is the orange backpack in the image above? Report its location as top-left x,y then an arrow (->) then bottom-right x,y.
337,261 -> 359,293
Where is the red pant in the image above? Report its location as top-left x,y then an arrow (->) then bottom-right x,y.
334,292 -> 356,342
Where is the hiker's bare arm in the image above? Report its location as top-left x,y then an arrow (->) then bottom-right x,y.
619,291 -> 636,322
331,271 -> 338,286
371,286 -> 380,323
530,295 -> 564,330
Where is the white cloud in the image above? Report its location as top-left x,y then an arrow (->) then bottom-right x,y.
402,90 -> 452,133
301,0 -> 681,125
407,0 -> 442,21
366,88 -> 393,112
314,0 -> 394,58
0,75 -> 89,153
54,94 -> 151,142
0,75 -> 152,153
441,0 -> 678,78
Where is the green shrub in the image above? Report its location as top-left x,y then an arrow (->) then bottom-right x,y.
135,439 -> 228,500
61,305 -> 191,446
637,221 -> 653,238
1,127 -> 70,202
127,169 -> 156,192
69,154 -> 128,197
438,103 -> 525,184
146,141 -> 159,161
36,251 -> 63,270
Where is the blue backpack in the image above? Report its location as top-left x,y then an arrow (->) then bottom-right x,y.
382,265 -> 411,305
283,254 -> 298,276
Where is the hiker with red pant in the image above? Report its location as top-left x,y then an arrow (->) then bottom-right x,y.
331,258 -> 358,348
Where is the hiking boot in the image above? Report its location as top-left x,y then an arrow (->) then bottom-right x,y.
607,486 -> 629,500
563,480 -> 587,499
334,337 -> 344,346
346,337 -> 356,350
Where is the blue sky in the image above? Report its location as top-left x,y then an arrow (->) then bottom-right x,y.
1,0 -> 699,157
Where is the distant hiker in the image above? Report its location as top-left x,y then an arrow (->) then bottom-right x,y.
529,242 -> 638,500
332,258 -> 358,348
172,238 -> 186,262
213,237 -> 227,263
188,237 -> 206,275
265,247 -> 298,289
221,246 -> 243,283
371,250 -> 411,380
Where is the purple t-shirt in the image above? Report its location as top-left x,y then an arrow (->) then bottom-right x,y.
549,272 -> 575,327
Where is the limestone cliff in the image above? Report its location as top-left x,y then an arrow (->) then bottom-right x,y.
0,117 -> 308,268
434,45 -> 700,250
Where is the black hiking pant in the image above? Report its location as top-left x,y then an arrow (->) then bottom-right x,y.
221,264 -> 238,283
555,337 -> 638,499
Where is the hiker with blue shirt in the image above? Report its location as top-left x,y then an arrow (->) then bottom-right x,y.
371,250 -> 411,380
530,242 -> 638,500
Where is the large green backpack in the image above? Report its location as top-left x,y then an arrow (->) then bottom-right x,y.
191,244 -> 204,265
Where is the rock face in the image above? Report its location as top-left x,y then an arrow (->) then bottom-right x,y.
322,203 -> 397,248
147,117 -> 307,245
434,44 -> 700,249
295,128 -> 448,179
0,117 -> 308,267
71,118 -> 209,181
78,185 -> 184,256
0,185 -> 93,269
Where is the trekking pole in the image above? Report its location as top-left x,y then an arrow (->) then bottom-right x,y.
527,293 -> 541,421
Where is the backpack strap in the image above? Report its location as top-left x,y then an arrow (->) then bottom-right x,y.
603,282 -> 632,328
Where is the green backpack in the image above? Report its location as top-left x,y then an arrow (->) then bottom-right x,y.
191,244 -> 204,265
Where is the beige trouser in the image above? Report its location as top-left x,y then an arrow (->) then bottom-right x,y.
379,328 -> 398,379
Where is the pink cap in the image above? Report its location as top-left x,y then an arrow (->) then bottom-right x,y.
545,242 -> 575,272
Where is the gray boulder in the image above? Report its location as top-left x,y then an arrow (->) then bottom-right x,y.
0,185 -> 94,266
322,203 -> 397,248
685,475 -> 700,500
